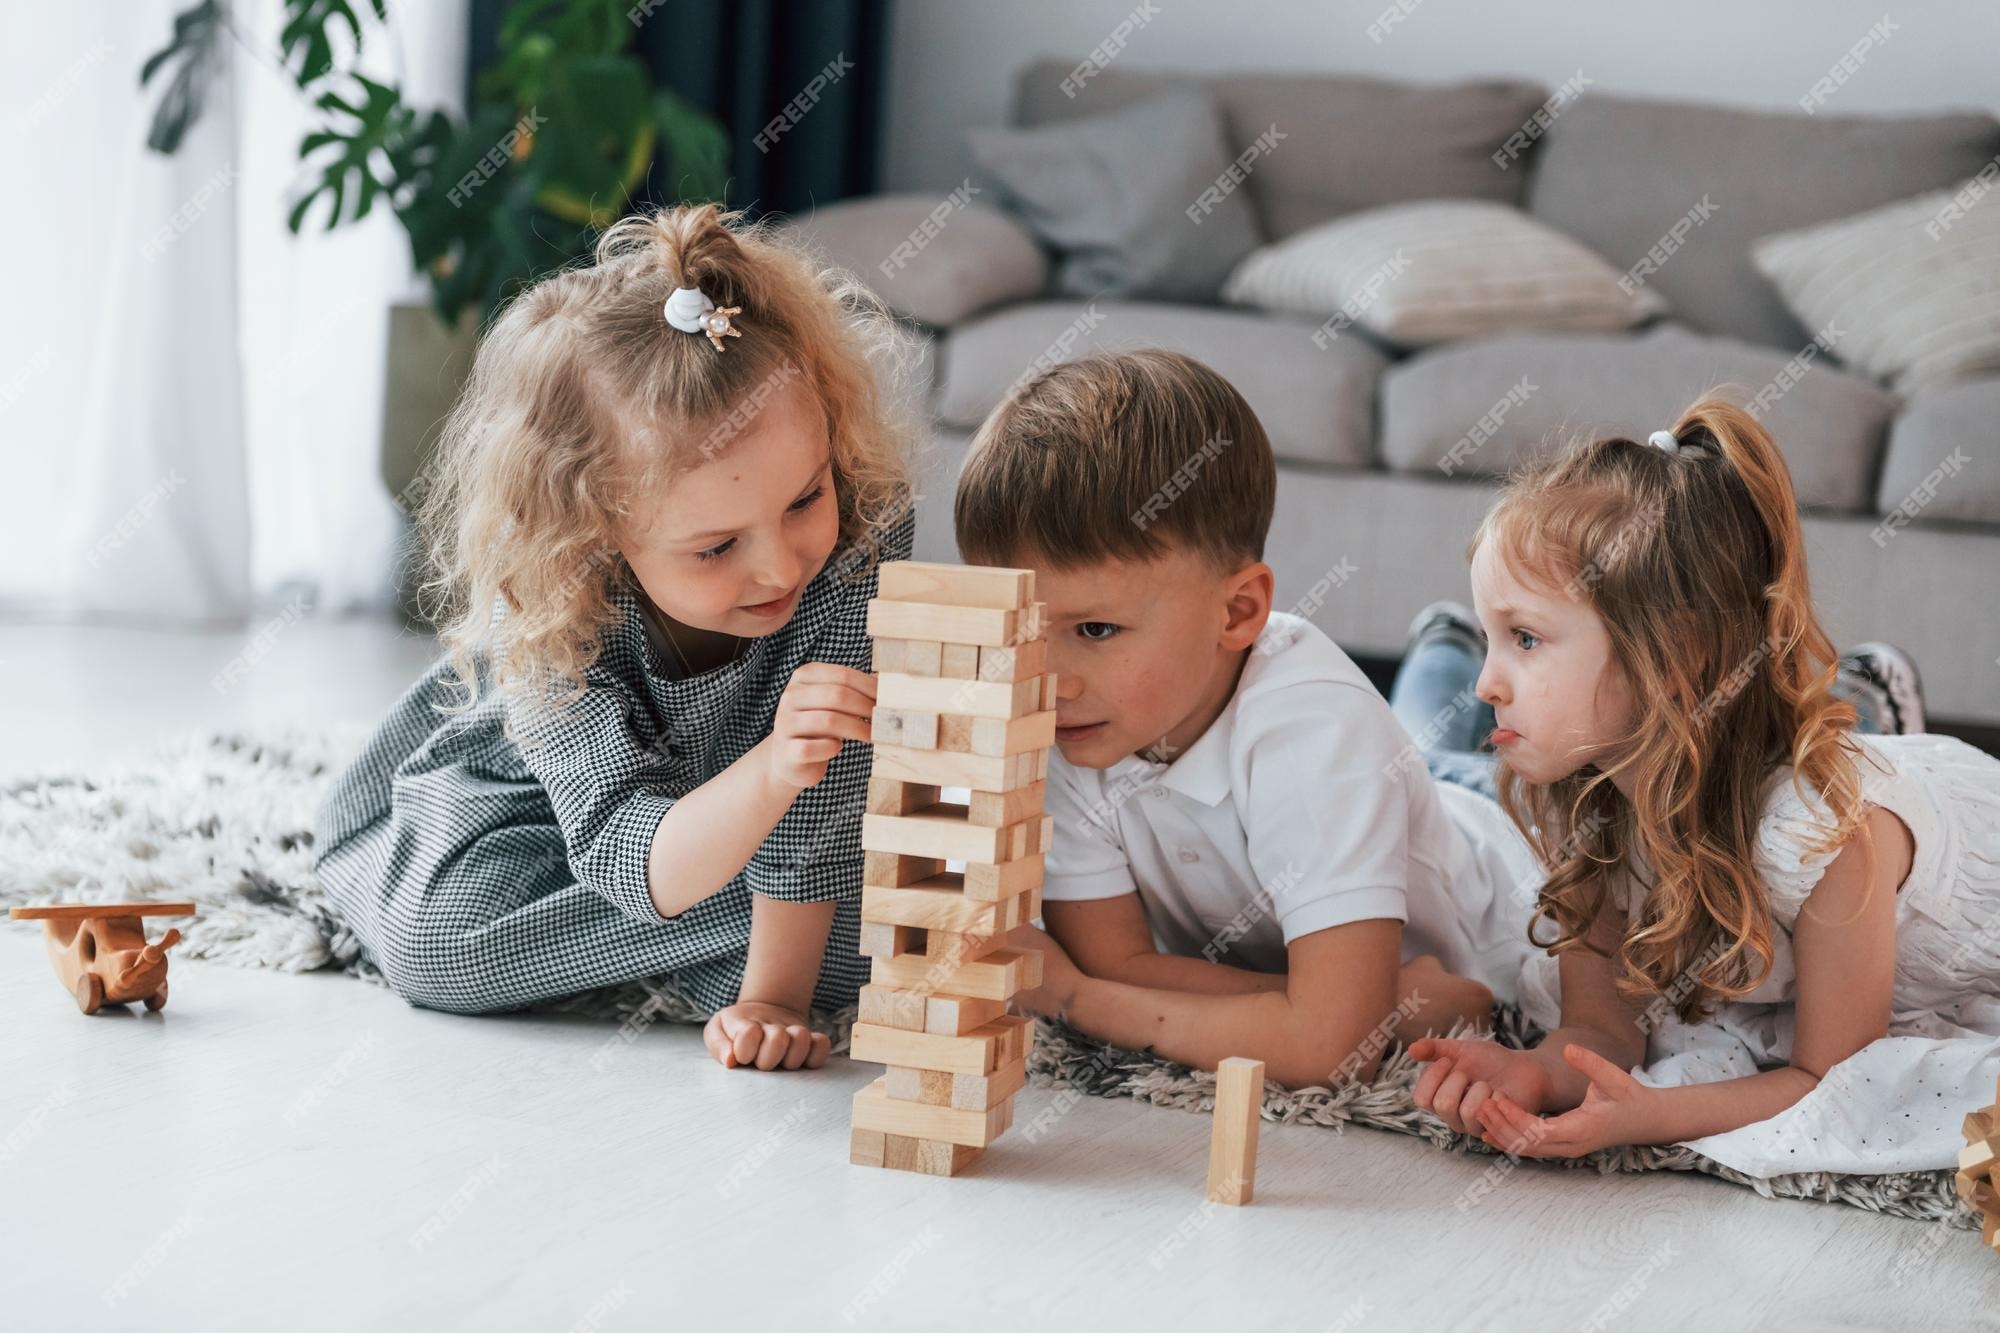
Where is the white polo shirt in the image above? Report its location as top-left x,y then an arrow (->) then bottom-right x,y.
1041,612 -> 1538,997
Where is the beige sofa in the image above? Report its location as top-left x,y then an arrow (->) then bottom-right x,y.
791,64 -> 2000,726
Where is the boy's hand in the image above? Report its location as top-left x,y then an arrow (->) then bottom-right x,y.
703,1001 -> 830,1070
763,664 -> 876,791
1003,925 -> 1084,1017
1410,1036 -> 1552,1135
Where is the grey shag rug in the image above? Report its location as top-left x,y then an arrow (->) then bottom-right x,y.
1,730 -> 1970,1227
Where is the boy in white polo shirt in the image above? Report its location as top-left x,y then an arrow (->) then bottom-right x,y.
952,349 -> 1536,1089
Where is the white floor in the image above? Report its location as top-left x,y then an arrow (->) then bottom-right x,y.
4,615 -> 1997,1331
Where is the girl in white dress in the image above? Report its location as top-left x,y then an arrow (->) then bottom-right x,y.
1409,393 -> 2000,1176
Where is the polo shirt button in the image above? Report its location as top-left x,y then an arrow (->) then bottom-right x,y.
1177,847 -> 1200,864
1147,787 -> 1167,799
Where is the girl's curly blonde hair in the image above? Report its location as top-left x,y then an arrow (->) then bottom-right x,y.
413,203 -> 923,729
1475,393 -> 1869,1024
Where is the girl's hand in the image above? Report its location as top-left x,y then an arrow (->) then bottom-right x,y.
1411,1036 -> 1553,1135
703,1001 -> 830,1071
1473,1044 -> 1656,1158
763,664 -> 877,791
1003,925 -> 1085,1018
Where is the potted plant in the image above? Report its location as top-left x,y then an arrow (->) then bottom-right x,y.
141,0 -> 729,619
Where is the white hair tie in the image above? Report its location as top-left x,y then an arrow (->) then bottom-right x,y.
1648,429 -> 1681,455
663,285 -> 742,351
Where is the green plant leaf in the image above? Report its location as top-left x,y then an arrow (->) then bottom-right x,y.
279,0 -> 376,89
139,0 -> 227,154
288,74 -> 412,232
654,87 -> 729,204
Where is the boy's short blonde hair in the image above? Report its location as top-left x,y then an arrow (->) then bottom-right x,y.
953,350 -> 1275,571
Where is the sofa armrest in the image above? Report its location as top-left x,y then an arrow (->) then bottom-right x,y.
781,194 -> 1048,330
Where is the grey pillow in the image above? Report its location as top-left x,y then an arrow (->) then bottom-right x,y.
968,88 -> 1265,303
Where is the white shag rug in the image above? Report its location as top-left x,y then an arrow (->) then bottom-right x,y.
0,729 -> 1971,1227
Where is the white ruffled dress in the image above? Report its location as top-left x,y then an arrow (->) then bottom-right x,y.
1519,732 -> 2000,1176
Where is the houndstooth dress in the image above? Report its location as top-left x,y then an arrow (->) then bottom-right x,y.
312,511 -> 911,1017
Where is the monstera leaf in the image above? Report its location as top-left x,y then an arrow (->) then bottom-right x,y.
278,0 -> 388,88
288,74 -> 415,231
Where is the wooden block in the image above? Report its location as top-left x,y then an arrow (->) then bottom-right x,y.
863,851 -> 946,886
871,946 -> 1040,1001
925,993 -> 1008,1035
870,743 -> 1035,793
877,561 -> 1034,610
849,1126 -> 888,1167
856,921 -> 926,960
857,984 -> 928,1031
861,876 -> 1039,935
976,638 -> 1047,683
1960,1139 -> 1997,1177
875,672 -> 1044,720
964,854 -> 1042,903
881,1133 -> 983,1177
936,714 -> 976,751
853,1077 -> 1012,1147
863,805 -> 1044,865
939,643 -> 984,678
851,1021 -> 1008,1076
922,928 -> 1006,966
871,639 -> 904,674
868,600 -> 1021,648
1207,1057 -> 1264,1205
933,711 -> 1055,758
872,708 -> 939,750
1042,673 -> 1058,708
967,781 -> 1045,828
991,1014 -> 1035,1065
886,1057 -> 1027,1111
1034,748 -> 1049,779
1967,1109 -> 1997,1142
899,640 -> 944,676
866,777 -> 940,816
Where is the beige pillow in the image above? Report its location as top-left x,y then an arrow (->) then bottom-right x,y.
1752,180 -> 2000,395
1221,199 -> 1665,348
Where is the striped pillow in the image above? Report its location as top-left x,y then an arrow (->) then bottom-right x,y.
1220,199 -> 1665,348
1752,177 -> 2000,396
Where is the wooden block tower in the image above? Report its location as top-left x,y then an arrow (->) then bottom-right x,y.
848,561 -> 1055,1177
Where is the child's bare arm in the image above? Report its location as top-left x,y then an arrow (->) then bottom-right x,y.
703,894 -> 837,1071
1043,896 -> 1286,995
646,664 -> 875,919
1031,918 -> 1406,1089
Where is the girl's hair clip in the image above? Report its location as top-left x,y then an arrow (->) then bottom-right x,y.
663,285 -> 742,352
1647,429 -> 1681,456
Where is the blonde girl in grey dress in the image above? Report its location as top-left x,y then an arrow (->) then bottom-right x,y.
315,203 -> 921,1072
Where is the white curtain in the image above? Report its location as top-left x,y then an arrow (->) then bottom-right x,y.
0,1 -> 465,624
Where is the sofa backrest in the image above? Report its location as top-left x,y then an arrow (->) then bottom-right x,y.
1524,93 -> 2000,349
1013,59 -> 1549,242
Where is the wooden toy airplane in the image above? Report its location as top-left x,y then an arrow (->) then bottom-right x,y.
10,902 -> 196,1014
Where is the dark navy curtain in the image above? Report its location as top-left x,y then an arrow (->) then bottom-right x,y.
467,0 -> 893,219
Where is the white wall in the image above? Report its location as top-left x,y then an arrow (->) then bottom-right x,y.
883,0 -> 2000,193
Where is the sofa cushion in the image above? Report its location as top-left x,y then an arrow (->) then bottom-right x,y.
1222,200 -> 1666,348
1012,60 -> 1550,241
1525,93 -> 2000,348
1377,324 -> 1897,511
1752,183 -> 2000,396
1877,378 -> 2000,525
969,88 -> 1263,303
935,300 -> 1387,470
780,195 -> 1047,329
